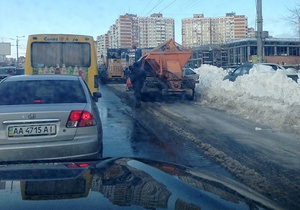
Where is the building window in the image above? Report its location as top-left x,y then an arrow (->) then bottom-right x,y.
289,47 -> 299,56
277,46 -> 287,56
265,46 -> 275,56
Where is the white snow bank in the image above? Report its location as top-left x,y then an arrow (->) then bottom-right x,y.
194,64 -> 300,134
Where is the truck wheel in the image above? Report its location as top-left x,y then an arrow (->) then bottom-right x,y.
186,88 -> 195,101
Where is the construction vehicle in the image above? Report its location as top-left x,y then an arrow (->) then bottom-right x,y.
99,49 -> 127,84
137,39 -> 197,101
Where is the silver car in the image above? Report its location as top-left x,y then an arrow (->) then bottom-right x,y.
0,74 -> 103,161
224,63 -> 299,82
183,67 -> 199,81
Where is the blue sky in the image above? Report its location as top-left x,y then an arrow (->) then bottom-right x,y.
1,0 -> 299,58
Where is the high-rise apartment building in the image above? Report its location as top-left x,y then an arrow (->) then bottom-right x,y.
138,13 -> 175,48
96,13 -> 175,66
182,13 -> 249,48
96,34 -> 109,65
298,17 -> 300,38
108,24 -> 119,49
115,14 -> 138,48
247,27 -> 256,38
97,13 -> 175,61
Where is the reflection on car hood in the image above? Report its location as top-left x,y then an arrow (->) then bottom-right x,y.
0,157 -> 282,210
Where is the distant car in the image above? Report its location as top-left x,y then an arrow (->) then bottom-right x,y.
283,65 -> 299,73
14,68 -> 25,75
222,65 -> 239,73
0,66 -> 15,80
183,67 -> 199,81
0,74 -> 103,161
223,63 -> 299,82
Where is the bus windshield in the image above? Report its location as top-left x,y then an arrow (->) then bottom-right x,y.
31,42 -> 91,68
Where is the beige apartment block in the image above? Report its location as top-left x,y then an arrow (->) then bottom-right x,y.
117,14 -> 138,49
138,13 -> 175,48
298,17 -> 300,37
182,13 -> 249,48
96,13 -> 175,65
99,13 -> 174,50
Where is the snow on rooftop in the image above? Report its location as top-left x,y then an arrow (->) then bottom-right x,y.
194,64 -> 300,134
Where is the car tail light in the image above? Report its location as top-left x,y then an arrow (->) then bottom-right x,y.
33,99 -> 43,103
67,110 -> 96,128
66,163 -> 90,168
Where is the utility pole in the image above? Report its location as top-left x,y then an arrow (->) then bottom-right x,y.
16,35 -> 25,67
256,0 -> 264,63
16,38 -> 19,67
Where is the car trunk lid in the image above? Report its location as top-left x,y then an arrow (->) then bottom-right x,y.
0,104 -> 87,143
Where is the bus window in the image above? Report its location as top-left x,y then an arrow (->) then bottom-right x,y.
31,43 -> 91,68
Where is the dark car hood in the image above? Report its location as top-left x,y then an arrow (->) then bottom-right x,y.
0,157 -> 281,210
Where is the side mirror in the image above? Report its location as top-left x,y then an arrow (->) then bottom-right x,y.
228,69 -> 233,74
93,92 -> 102,102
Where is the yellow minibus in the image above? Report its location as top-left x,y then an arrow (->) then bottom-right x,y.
24,34 -> 98,93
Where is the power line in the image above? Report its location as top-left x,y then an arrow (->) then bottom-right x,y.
183,0 -> 201,13
159,0 -> 177,13
171,0 -> 195,15
145,0 -> 164,16
140,0 -> 153,15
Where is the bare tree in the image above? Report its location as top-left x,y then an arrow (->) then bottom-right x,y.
285,4 -> 300,37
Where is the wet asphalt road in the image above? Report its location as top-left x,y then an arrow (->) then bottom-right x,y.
96,84 -> 232,178
96,84 -> 300,210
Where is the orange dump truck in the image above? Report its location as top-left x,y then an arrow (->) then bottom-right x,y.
138,39 -> 197,100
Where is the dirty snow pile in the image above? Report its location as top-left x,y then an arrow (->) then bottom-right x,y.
194,64 -> 300,134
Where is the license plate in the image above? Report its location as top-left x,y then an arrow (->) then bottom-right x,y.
8,124 -> 57,137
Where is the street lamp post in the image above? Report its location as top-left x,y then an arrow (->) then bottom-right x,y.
16,36 -> 25,67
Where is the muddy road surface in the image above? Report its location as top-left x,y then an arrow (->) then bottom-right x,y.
97,84 -> 232,176
104,83 -> 300,210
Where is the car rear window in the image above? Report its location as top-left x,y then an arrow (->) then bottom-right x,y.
0,80 -> 87,105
